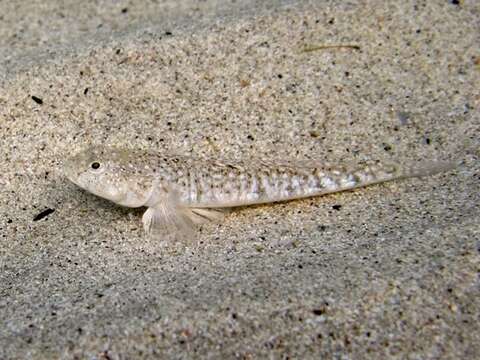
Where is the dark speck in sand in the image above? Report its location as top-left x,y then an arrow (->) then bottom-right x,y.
31,96 -> 43,105
33,208 -> 55,221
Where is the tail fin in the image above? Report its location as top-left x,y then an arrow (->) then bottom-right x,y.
401,159 -> 460,179
310,158 -> 460,197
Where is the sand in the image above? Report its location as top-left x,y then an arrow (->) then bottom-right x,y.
0,0 -> 479,358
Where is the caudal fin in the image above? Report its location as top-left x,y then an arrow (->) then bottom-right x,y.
402,159 -> 460,179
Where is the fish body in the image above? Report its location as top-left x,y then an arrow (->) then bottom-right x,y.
64,146 -> 453,239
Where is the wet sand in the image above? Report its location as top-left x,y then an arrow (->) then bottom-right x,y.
0,0 -> 479,358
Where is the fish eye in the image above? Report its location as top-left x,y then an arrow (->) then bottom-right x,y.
91,162 -> 101,170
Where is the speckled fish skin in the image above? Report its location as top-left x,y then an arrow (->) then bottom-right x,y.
64,146 -> 453,238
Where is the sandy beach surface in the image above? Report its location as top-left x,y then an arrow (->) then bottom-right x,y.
1,0 -> 479,358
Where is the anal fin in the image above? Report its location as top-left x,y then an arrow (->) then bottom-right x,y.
187,207 -> 227,224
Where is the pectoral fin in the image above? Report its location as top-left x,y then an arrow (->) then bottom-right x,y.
142,203 -> 196,241
142,196 -> 226,242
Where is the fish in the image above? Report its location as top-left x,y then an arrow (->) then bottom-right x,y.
64,146 -> 455,240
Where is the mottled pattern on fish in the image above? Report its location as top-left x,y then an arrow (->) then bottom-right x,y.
170,160 -> 398,208
64,146 -> 453,239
